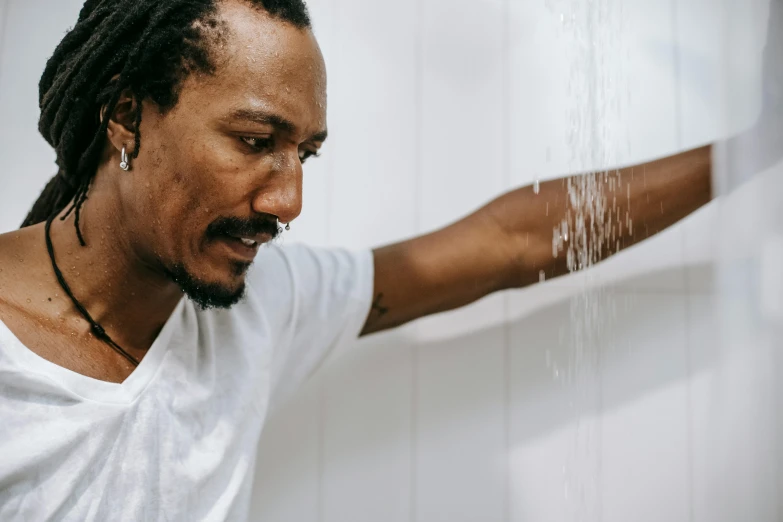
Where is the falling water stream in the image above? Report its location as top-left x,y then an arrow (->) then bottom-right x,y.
542,0 -> 629,520
539,0 -> 783,520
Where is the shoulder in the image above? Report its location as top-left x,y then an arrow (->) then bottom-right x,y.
236,242 -> 373,336
0,226 -> 72,360
0,225 -> 53,311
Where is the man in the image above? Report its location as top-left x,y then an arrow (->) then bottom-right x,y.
0,0 -> 778,520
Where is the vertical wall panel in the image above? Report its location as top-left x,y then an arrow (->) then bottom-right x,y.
413,0 -> 508,520
251,381 -> 322,522
326,0 -> 419,249
0,1 -> 8,67
507,280 -> 693,522
599,293 -> 690,522
319,1 -> 419,521
705,0 -> 783,512
321,331 -> 414,522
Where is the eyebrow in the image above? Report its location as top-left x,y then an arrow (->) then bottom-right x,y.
227,108 -> 328,142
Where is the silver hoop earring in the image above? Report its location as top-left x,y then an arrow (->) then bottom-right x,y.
119,146 -> 130,171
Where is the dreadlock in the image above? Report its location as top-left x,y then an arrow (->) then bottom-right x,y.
21,0 -> 311,244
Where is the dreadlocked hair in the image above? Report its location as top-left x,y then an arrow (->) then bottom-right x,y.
22,0 -> 311,244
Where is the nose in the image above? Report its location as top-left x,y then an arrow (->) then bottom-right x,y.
250,151 -> 303,224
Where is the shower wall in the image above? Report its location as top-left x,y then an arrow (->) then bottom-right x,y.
0,0 -> 779,521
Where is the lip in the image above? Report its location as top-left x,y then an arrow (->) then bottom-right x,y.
218,234 -> 272,261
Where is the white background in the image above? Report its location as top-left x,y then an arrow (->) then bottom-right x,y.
0,0 -> 780,521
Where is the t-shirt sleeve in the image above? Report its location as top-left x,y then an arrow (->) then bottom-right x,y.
248,243 -> 375,413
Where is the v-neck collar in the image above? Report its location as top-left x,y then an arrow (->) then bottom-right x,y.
0,297 -> 186,405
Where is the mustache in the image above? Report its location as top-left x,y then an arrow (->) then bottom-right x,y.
206,215 -> 281,241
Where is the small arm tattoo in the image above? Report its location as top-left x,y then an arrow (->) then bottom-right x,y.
371,292 -> 389,318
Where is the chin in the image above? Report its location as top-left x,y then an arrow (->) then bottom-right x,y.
164,261 -> 250,310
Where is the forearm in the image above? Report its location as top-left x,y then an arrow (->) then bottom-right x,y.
485,145 -> 713,289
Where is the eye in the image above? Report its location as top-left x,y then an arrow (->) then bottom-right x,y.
239,136 -> 274,152
299,149 -> 321,164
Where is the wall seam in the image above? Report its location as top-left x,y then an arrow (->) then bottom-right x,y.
670,1 -> 695,522
501,0 -> 512,521
0,0 -> 11,91
410,0 -> 424,520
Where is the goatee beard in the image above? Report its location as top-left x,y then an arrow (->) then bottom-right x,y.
164,260 -> 251,310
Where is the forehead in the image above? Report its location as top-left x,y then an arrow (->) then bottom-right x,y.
175,1 -> 327,133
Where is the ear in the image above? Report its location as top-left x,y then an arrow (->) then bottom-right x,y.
102,88 -> 140,155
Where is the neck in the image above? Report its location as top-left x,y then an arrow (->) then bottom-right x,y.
45,184 -> 183,358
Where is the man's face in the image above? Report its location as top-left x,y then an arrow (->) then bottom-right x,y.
117,1 -> 327,308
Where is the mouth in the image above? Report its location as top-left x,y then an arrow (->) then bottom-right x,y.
218,233 -> 273,261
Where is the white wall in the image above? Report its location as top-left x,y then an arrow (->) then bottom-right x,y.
0,1 -> 779,521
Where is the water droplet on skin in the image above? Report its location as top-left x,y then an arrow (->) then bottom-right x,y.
26,298 -> 31,304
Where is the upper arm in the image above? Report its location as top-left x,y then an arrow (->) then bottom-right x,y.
360,210 -> 519,336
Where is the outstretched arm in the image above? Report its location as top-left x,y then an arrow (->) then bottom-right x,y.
361,0 -> 780,337
361,146 -> 712,336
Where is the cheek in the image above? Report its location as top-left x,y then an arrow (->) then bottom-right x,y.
124,145 -> 204,256
129,119 -> 260,254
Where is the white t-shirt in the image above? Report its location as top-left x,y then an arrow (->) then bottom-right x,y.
0,243 -> 374,521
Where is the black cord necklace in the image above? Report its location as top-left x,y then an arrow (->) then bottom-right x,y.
45,215 -> 140,367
